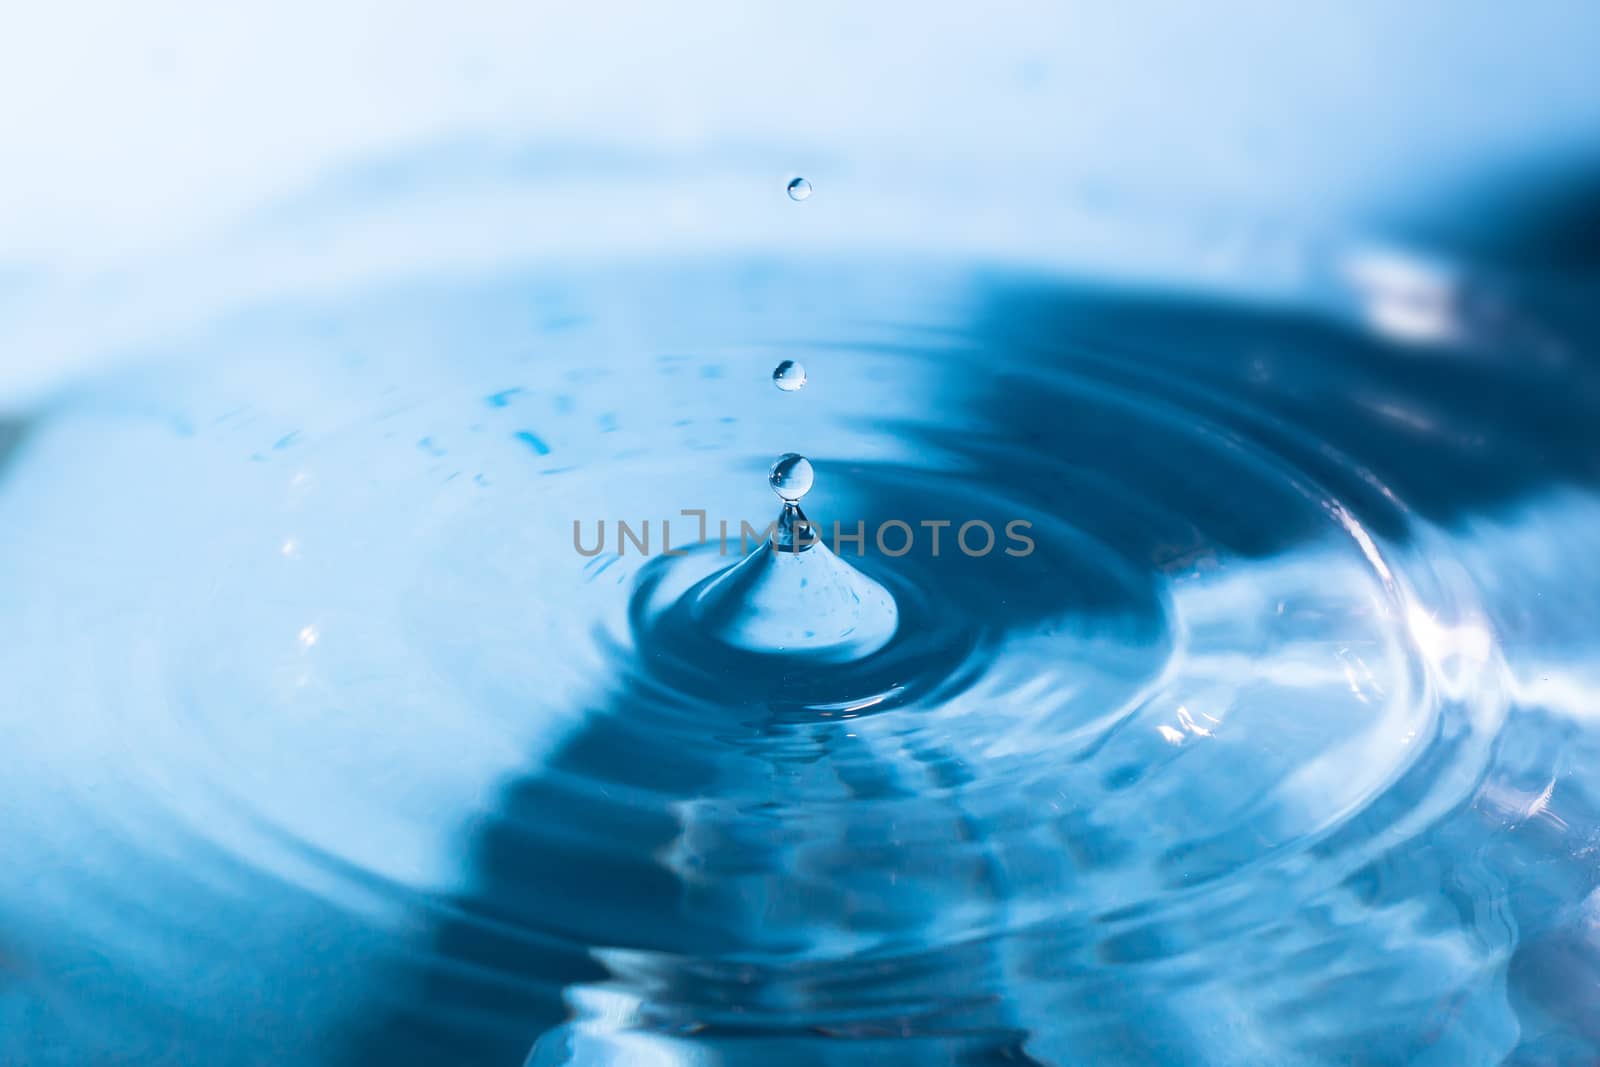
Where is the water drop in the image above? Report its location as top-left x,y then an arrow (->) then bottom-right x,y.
786,177 -> 812,202
772,360 -> 807,392
683,450 -> 899,662
769,453 -> 814,503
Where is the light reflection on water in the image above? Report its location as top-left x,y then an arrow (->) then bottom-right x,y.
1,252 -> 1598,1066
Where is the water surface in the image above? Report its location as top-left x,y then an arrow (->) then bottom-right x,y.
2,254 -> 1598,1066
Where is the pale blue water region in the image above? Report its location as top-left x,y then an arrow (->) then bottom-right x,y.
2,256 -> 1600,1066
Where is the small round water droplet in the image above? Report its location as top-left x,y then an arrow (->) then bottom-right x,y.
786,177 -> 812,202
772,360 -> 807,392
769,453 -> 814,503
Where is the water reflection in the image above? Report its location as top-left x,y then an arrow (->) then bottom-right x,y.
329,266 -> 1597,1064
1,259 -> 1598,1066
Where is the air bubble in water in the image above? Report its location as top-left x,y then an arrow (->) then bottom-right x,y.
772,360 -> 807,392
769,453 -> 814,503
786,177 -> 812,202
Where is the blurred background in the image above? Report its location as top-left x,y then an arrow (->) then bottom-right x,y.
4,0 -> 1599,403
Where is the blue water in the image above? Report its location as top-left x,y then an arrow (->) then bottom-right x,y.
2,251 -> 1599,1065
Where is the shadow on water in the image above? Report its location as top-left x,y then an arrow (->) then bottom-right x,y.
352,680 -> 1049,1066
348,500 -> 1061,1064
958,276 -> 1600,550
346,267 -> 1600,1066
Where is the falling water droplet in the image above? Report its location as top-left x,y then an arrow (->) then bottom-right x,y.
786,177 -> 812,202
769,453 -> 814,503
772,360 -> 807,392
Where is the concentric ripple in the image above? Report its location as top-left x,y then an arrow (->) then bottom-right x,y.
0,256 -> 1595,1066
